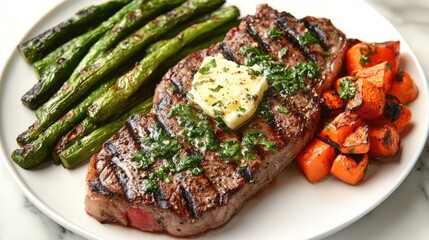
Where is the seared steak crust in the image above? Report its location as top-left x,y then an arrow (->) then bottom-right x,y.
85,4 -> 347,236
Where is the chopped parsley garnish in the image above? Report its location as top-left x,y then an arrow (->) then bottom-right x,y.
338,77 -> 357,100
322,51 -> 332,57
175,155 -> 204,174
276,106 -> 289,114
299,32 -> 319,46
267,27 -> 283,39
199,58 -> 217,74
212,100 -> 223,107
219,140 -> 241,162
168,104 -> 217,152
209,85 -> 223,92
359,44 -> 377,67
278,47 -> 289,59
245,93 -> 258,101
133,124 -> 181,170
242,131 -> 278,152
247,68 -> 262,77
239,45 -> 320,95
237,106 -> 246,113
258,102 -> 274,120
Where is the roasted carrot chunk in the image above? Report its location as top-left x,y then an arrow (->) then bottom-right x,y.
297,138 -> 337,183
319,111 -> 363,147
330,153 -> 369,185
354,61 -> 394,92
340,124 -> 369,154
346,41 -> 400,75
384,96 -> 412,132
388,71 -> 419,104
321,89 -> 347,115
346,78 -> 386,120
368,124 -> 401,158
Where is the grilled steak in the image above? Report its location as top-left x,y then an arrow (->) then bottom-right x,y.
85,4 -> 347,236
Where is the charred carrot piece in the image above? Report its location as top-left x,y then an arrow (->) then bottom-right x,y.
346,41 -> 400,75
388,71 -> 419,104
370,96 -> 412,133
354,61 -> 394,93
319,111 -> 363,148
297,138 -> 337,183
346,78 -> 386,120
340,124 -> 369,154
321,89 -> 347,115
368,124 -> 401,158
330,153 -> 369,185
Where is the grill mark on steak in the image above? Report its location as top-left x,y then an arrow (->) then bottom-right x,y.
218,42 -> 237,62
300,18 -> 329,50
276,13 -> 317,62
246,22 -> 269,52
85,4 -> 348,236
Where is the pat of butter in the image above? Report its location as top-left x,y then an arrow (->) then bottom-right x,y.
188,55 -> 268,129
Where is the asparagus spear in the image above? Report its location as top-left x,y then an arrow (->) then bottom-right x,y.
89,6 -> 239,123
12,78 -> 117,169
27,0 -> 224,143
59,97 -> 153,169
22,0 -> 185,110
18,0 -> 132,64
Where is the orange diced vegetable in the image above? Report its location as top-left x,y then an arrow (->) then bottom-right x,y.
384,96 -> 412,132
321,89 -> 347,115
388,71 -> 419,104
368,124 -> 401,158
340,124 -> 369,154
354,61 -> 394,92
346,41 -> 400,75
330,153 -> 369,185
319,111 -> 363,147
346,78 -> 386,120
297,138 -> 337,183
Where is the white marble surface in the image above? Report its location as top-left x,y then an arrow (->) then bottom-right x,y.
0,0 -> 428,239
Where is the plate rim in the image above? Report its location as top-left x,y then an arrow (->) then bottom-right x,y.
1,0 -> 428,239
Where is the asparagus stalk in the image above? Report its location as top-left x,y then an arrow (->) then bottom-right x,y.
18,0 -> 132,64
22,0 -> 185,110
52,80 -> 156,163
88,6 -> 239,123
29,0 -> 224,142
12,78 -> 117,169
59,97 -> 153,169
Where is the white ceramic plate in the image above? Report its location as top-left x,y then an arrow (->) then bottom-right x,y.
1,0 -> 428,239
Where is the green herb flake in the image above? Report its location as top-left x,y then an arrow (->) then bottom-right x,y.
359,44 -> 377,67
278,47 -> 289,59
322,51 -> 332,57
176,155 -> 204,173
338,77 -> 357,100
212,100 -> 223,107
267,27 -> 283,39
199,58 -> 217,74
247,68 -> 262,77
299,32 -> 319,46
219,140 -> 241,163
239,45 -> 320,95
245,93 -> 258,101
210,85 -> 223,92
276,106 -> 288,114
237,107 -> 246,113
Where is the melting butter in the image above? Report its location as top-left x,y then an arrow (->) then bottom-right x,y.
188,55 -> 268,129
